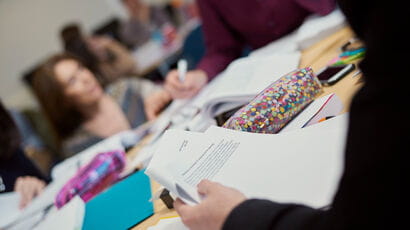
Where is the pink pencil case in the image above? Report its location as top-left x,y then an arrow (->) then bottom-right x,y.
223,67 -> 322,133
55,150 -> 126,209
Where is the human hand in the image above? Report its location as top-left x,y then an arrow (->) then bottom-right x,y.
164,69 -> 208,99
144,89 -> 172,120
174,180 -> 246,230
14,176 -> 45,209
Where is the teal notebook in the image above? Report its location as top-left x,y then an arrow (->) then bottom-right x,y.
82,170 -> 154,230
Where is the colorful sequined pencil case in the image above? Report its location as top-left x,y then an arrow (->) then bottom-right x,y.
223,67 -> 323,133
55,150 -> 126,209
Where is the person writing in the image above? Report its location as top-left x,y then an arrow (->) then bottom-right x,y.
0,100 -> 48,209
33,53 -> 171,157
173,0 -> 408,229
165,0 -> 336,99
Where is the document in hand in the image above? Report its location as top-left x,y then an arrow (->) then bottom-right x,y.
146,115 -> 348,208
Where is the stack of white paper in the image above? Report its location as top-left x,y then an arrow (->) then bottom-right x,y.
146,115 -> 348,208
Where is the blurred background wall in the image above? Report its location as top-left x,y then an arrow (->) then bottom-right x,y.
0,0 -> 127,109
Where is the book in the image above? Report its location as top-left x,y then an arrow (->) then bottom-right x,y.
146,115 -> 348,208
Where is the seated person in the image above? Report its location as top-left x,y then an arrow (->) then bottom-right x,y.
0,100 -> 48,209
119,0 -> 173,49
164,0 -> 336,99
60,23 -> 138,85
32,53 -> 171,157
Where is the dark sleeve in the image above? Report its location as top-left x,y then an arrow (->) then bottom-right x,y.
0,148 -> 49,192
295,0 -> 336,15
196,0 -> 244,80
223,199 -> 326,230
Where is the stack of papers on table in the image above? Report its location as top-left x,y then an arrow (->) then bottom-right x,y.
146,115 -> 348,208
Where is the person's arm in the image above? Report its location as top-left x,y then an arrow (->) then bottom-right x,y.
224,199 -> 330,230
196,0 -> 244,80
295,0 -> 336,15
0,149 -> 47,208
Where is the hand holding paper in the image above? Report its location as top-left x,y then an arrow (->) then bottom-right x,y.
174,180 -> 246,230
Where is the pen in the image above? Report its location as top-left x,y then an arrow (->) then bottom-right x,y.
177,59 -> 187,82
318,116 -> 335,123
352,70 -> 362,78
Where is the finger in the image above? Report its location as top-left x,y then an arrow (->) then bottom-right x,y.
172,87 -> 198,99
197,179 -> 218,195
20,178 -> 44,209
164,83 -> 187,99
166,70 -> 186,91
14,177 -> 23,192
173,198 -> 193,218
34,180 -> 45,196
19,179 -> 33,209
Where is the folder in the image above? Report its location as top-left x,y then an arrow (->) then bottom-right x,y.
82,170 -> 154,230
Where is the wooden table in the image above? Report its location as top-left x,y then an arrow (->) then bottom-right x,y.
129,26 -> 363,229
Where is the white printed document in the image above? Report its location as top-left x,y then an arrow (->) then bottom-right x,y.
146,115 -> 348,208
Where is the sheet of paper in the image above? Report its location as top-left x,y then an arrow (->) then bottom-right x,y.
147,115 -> 348,208
303,93 -> 344,127
0,192 -> 21,228
147,217 -> 188,230
280,93 -> 344,132
6,212 -> 44,230
146,129 -> 208,201
33,196 -> 85,230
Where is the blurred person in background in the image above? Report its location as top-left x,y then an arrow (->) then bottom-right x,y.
32,53 -> 171,157
0,100 -> 49,209
119,0 -> 174,49
61,23 -> 137,85
164,0 -> 336,99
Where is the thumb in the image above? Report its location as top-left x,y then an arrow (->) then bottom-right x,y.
174,198 -> 194,217
197,179 -> 218,195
